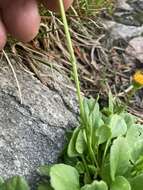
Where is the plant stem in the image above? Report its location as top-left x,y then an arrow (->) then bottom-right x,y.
102,138 -> 111,166
81,155 -> 91,182
58,0 -> 100,175
58,0 -> 84,117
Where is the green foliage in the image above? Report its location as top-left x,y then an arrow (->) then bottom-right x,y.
37,94 -> 143,190
2,93 -> 143,190
74,0 -> 114,16
110,176 -> 131,190
81,180 -> 108,190
3,0 -> 142,190
110,137 -> 130,180
0,176 -> 29,190
37,165 -> 51,177
50,164 -> 80,190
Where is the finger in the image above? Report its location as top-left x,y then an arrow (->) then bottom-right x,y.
0,16 -> 7,49
1,0 -> 41,42
42,0 -> 73,12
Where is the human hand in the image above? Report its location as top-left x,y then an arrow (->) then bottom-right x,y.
0,0 -> 73,49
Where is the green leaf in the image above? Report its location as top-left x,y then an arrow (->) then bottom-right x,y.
37,165 -> 51,176
87,165 -> 97,176
110,176 -> 131,190
50,164 -> 80,190
4,176 -> 29,190
68,127 -> 80,157
126,124 -> 143,162
37,182 -> 53,190
130,174 -> 143,190
109,114 -> 127,138
88,98 -> 97,114
96,125 -> 111,145
75,130 -> 86,154
121,113 -> 136,129
131,140 -> 143,163
90,102 -> 100,128
83,98 -> 101,129
101,161 -> 111,185
83,98 -> 90,121
81,180 -> 108,190
110,137 -> 131,181
131,156 -> 143,176
126,124 -> 140,146
108,91 -> 114,114
0,177 -> 4,186
83,173 -> 91,184
75,162 -> 85,174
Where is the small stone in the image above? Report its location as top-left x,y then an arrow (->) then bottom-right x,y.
105,21 -> 143,41
116,0 -> 133,11
125,37 -> 143,63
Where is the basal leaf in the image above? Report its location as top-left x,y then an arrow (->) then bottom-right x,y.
126,124 -> 143,163
101,158 -> 111,185
121,113 -> 136,129
75,130 -> 86,154
110,137 -> 131,181
110,176 -> 131,190
38,182 -> 53,190
126,124 -> 143,162
126,125 -> 140,147
37,165 -> 51,176
50,164 -> 80,190
81,180 -> 108,190
75,162 -> 85,174
83,173 -> 91,185
108,91 -> 114,114
0,177 -> 4,186
96,125 -> 111,145
83,98 -> 94,120
87,165 -> 97,175
4,176 -> 29,190
131,140 -> 143,163
109,114 -> 127,138
88,98 -> 97,114
68,127 -> 80,157
90,102 -> 100,128
130,174 -> 143,190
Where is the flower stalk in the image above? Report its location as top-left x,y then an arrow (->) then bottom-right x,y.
58,0 -> 84,118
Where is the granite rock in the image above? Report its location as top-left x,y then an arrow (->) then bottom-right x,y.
103,20 -> 143,47
125,37 -> 143,64
0,59 -> 78,186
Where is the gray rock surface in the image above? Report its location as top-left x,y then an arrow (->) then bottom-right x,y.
0,59 -> 78,186
103,20 -> 143,46
125,37 -> 143,63
114,0 -> 143,26
116,0 -> 132,11
103,0 -> 143,46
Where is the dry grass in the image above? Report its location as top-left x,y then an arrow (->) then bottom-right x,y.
2,0 -> 143,120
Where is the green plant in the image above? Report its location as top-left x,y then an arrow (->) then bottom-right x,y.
1,0 -> 143,190
38,93 -> 143,190
0,176 -> 30,190
74,0 -> 114,16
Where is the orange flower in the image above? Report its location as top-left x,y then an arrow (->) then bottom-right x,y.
133,70 -> 143,87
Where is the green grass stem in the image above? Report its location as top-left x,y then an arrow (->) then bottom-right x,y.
58,0 -> 84,117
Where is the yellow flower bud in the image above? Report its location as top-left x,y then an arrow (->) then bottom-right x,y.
133,70 -> 143,88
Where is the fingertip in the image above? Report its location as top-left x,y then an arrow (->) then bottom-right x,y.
19,15 -> 41,43
0,20 -> 7,50
2,0 -> 41,43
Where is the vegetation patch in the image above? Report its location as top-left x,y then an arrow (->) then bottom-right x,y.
1,0 -> 143,190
